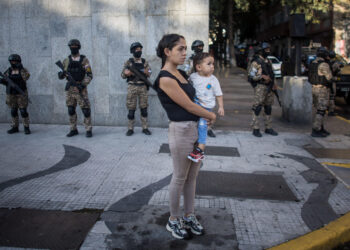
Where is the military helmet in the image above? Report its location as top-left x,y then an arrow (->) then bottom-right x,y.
316,47 -> 329,58
261,42 -> 270,49
8,54 -> 21,62
130,42 -> 143,53
191,40 -> 204,51
68,39 -> 81,49
329,50 -> 336,59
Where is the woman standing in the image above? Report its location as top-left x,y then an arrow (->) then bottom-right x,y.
154,34 -> 216,239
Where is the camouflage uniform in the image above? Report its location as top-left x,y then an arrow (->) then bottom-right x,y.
62,55 -> 93,131
310,57 -> 332,131
248,56 -> 275,130
121,58 -> 151,130
3,68 -> 30,128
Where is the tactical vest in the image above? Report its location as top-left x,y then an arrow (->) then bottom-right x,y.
249,57 -> 274,86
308,59 -> 328,85
67,55 -> 86,82
8,68 -> 26,95
259,57 -> 274,80
127,58 -> 146,83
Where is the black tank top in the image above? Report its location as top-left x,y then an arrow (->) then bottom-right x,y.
154,70 -> 199,122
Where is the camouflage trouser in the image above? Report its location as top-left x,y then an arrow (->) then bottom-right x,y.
251,84 -> 274,130
312,85 -> 329,130
126,84 -> 148,130
66,88 -> 92,131
6,92 -> 29,127
328,82 -> 336,113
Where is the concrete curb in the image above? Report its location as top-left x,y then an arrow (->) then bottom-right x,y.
268,212 -> 350,250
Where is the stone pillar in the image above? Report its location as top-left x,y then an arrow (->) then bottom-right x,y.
282,76 -> 312,124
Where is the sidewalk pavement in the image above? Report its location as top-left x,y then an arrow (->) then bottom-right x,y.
0,123 -> 349,249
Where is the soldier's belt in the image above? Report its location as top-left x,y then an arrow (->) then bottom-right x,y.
128,82 -> 146,86
313,83 -> 329,87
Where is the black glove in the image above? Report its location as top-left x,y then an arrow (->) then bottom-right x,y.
58,71 -> 66,79
0,77 -> 7,85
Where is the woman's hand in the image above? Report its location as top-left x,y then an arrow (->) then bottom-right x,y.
206,112 -> 216,126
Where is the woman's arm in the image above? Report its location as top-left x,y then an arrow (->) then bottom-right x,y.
159,77 -> 216,122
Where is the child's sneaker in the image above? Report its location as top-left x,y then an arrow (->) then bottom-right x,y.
166,218 -> 189,239
187,148 -> 204,163
183,214 -> 204,235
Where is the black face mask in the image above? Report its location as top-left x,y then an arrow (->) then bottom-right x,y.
133,51 -> 142,58
70,47 -> 80,55
10,63 -> 21,69
194,48 -> 203,54
262,51 -> 270,58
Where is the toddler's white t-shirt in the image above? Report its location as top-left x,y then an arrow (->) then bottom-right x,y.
189,72 -> 223,109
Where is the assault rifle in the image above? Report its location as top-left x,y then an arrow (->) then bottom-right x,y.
267,81 -> 282,107
55,60 -> 89,107
126,64 -> 154,90
259,58 -> 282,107
0,71 -> 32,103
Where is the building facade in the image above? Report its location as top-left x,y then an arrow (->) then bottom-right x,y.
255,1 -> 350,61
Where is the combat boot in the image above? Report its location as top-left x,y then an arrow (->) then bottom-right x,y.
142,128 -> 151,135
252,129 -> 262,137
7,127 -> 19,134
86,130 -> 92,138
265,128 -> 278,136
311,129 -> 327,138
24,126 -> 31,135
66,129 -> 78,137
207,129 -> 216,138
320,126 -> 330,136
126,129 -> 134,136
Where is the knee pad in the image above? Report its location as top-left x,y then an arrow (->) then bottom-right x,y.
140,108 -> 148,118
82,108 -> 91,118
252,105 -> 262,116
10,108 -> 18,118
264,105 -> 272,115
128,110 -> 135,120
68,106 -> 76,116
317,109 -> 326,116
19,108 -> 28,118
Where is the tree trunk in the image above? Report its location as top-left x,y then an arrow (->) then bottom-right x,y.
228,0 -> 236,66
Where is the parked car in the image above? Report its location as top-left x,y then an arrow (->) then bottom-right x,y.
268,56 -> 282,78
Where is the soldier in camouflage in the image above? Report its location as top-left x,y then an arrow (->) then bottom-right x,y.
308,47 -> 334,137
327,51 -> 343,116
183,40 -> 204,75
58,39 -> 93,138
248,43 -> 278,137
121,42 -> 152,136
0,54 -> 31,134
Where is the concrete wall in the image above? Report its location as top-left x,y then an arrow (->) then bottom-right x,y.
0,0 -> 209,127
282,76 -> 312,124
